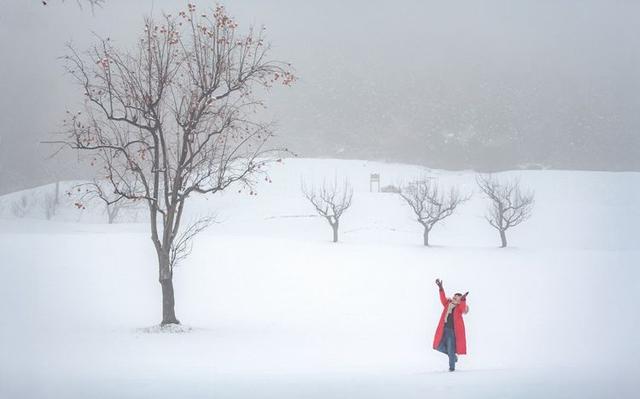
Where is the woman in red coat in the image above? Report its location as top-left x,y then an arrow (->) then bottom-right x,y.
433,278 -> 469,371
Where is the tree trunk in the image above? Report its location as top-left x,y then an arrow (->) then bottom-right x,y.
158,251 -> 179,325
160,278 -> 179,325
423,227 -> 430,246
107,206 -> 116,224
499,229 -> 507,248
54,181 -> 60,207
332,222 -> 339,243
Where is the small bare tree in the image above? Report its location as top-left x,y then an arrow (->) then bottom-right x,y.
53,5 -> 294,325
74,180 -> 137,223
399,178 -> 469,246
11,194 -> 29,218
42,191 -> 58,220
476,174 -> 535,248
104,197 -> 127,223
54,181 -> 61,208
302,178 -> 353,243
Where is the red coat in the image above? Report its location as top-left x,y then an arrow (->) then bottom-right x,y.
432,288 -> 468,355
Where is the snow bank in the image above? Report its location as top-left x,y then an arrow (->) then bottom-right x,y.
137,324 -> 195,334
0,158 -> 638,398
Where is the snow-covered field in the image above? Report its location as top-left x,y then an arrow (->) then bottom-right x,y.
1,158 -> 638,398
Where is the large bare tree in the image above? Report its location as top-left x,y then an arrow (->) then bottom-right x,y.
476,174 -> 535,248
400,178 -> 469,246
302,178 -> 353,243
56,5 -> 294,325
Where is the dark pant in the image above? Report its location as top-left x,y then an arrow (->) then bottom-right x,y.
437,327 -> 457,370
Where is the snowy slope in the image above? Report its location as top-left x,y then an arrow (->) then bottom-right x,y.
0,158 -> 639,398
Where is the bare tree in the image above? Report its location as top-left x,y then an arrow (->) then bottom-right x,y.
302,178 -> 353,243
54,5 -> 294,325
54,181 -> 61,208
74,180 -> 137,223
476,174 -> 535,248
399,178 -> 469,246
104,196 -> 129,223
39,180 -> 62,220
42,191 -> 58,220
11,194 -> 30,218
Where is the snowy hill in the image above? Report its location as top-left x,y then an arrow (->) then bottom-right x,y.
1,158 -> 638,398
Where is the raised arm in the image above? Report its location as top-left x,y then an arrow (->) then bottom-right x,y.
456,291 -> 469,314
436,279 -> 448,306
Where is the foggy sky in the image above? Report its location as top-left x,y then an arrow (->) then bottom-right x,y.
0,0 -> 639,193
